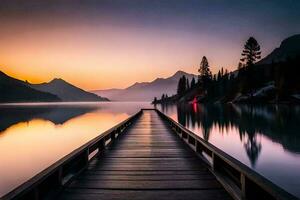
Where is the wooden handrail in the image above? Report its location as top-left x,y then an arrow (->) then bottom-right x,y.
2,108 -> 298,200
156,109 -> 298,200
1,110 -> 142,200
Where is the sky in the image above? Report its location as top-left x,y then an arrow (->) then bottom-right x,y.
0,0 -> 300,90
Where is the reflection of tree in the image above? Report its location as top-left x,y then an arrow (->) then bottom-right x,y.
176,103 -> 213,141
159,103 -> 300,167
244,136 -> 262,167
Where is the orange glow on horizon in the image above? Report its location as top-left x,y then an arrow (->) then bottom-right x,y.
0,12 -> 244,91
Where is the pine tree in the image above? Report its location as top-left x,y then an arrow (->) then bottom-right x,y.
240,37 -> 261,66
239,37 -> 262,96
186,78 -> 190,90
191,77 -> 196,88
177,76 -> 187,96
213,74 -> 217,82
217,70 -> 221,81
198,56 -> 212,90
221,67 -> 224,77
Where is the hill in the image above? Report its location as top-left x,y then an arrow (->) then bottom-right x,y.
0,71 -> 60,103
29,78 -> 109,102
91,71 -> 197,101
259,34 -> 300,64
155,35 -> 300,104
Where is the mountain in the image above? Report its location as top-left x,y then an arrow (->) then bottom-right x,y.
258,34 -> 300,64
91,70 -> 197,101
155,35 -> 300,105
0,71 -> 60,103
29,78 -> 109,102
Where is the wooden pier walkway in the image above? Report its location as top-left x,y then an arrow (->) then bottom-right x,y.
2,109 -> 297,200
57,110 -> 231,200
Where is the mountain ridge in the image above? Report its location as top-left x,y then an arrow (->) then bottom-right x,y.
91,70 -> 197,101
258,34 -> 300,64
0,71 -> 61,103
29,78 -> 109,102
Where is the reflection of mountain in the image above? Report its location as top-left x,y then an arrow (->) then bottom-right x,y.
159,103 -> 300,167
0,106 -> 97,132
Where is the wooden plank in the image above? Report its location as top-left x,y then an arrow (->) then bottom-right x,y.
77,174 -> 215,181
58,189 -> 231,200
68,179 -> 222,190
56,110 -> 231,200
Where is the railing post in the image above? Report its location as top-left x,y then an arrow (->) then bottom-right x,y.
98,139 -> 106,154
241,173 -> 247,200
212,152 -> 218,172
111,130 -> 116,140
84,148 -> 89,166
58,167 -> 63,186
195,141 -> 203,154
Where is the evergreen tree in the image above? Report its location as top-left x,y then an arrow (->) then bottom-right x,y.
217,70 -> 221,81
240,37 -> 261,66
186,78 -> 190,90
191,77 -> 196,88
213,74 -> 217,82
198,56 -> 212,90
239,37 -> 262,96
177,75 -> 187,96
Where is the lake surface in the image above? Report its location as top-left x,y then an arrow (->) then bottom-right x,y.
156,103 -> 300,198
0,102 -> 300,198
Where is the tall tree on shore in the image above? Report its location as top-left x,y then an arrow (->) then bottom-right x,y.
240,37 -> 261,66
191,77 -> 196,88
177,75 -> 187,96
198,56 -> 212,90
239,37 -> 262,96
186,78 -> 190,90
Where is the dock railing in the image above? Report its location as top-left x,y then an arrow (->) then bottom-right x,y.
1,110 -> 142,200
2,108 -> 298,200
156,109 -> 298,200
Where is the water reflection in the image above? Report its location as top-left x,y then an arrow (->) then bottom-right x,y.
160,103 -> 300,166
0,106 -> 97,132
157,103 -> 300,197
0,102 -> 150,197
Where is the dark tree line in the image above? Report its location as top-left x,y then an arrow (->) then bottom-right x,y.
154,36 -> 300,104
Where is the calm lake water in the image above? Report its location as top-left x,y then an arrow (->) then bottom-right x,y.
0,102 -> 300,198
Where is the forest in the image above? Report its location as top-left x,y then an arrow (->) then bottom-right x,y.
154,36 -> 300,104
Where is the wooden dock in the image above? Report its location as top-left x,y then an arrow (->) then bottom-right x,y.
2,109 -> 298,200
57,110 -> 231,200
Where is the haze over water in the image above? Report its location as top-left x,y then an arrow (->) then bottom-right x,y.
0,102 -> 300,198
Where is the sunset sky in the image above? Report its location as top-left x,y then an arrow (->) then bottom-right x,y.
0,0 -> 300,90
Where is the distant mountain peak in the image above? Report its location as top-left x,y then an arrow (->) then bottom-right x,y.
29,77 -> 109,101
50,78 -> 67,84
173,70 -> 188,76
92,70 -> 197,101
